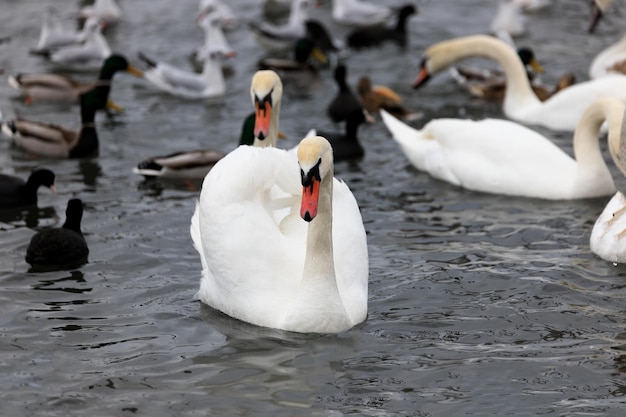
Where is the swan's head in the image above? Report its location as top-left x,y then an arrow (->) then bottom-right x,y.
413,35 -> 502,89
297,136 -> 333,222
250,70 -> 283,147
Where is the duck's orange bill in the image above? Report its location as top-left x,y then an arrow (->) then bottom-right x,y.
254,101 -> 272,139
300,179 -> 321,221
413,67 -> 430,89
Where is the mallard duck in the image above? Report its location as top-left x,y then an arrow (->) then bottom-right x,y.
307,108 -> 369,161
327,64 -> 363,123
332,0 -> 393,26
190,135 -> 368,333
356,75 -> 415,119
134,113 -> 260,179
249,0 -> 311,51
346,4 -> 417,49
78,0 -> 122,28
46,17 -> 111,71
257,37 -> 328,83
304,20 -> 343,56
25,198 -> 88,271
138,48 -> 227,99
380,96 -> 626,199
0,168 -> 56,209
413,35 -> 626,131
1,88 -> 105,159
8,54 -> 142,108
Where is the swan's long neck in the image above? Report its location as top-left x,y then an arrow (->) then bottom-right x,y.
284,165 -> 350,332
574,97 -> 626,175
428,35 -> 540,111
303,170 -> 335,281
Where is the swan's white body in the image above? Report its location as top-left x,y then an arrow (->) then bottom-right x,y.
380,96 -> 626,200
190,71 -> 367,332
590,34 -> 626,79
331,0 -> 393,26
142,51 -> 226,99
250,0 -> 310,51
416,35 -> 626,131
190,137 -> 368,333
590,191 -> 626,263
48,18 -> 111,70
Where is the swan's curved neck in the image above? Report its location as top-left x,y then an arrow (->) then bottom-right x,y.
303,170 -> 335,280
428,35 -> 540,110
284,166 -> 350,331
574,98 -> 626,174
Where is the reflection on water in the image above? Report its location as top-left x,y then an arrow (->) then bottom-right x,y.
0,205 -> 58,229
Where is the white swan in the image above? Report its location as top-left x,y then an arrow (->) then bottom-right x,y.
190,135 -> 368,333
380,96 -> 626,200
413,35 -> 626,131
589,34 -> 626,79
590,191 -> 626,263
138,48 -> 226,99
331,0 -> 393,26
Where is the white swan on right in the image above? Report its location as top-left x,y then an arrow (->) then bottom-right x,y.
380,96 -> 626,200
413,35 -> 626,131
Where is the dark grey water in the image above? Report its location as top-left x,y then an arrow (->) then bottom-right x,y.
1,0 -> 626,416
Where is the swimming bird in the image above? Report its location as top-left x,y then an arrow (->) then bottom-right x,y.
346,4 -> 417,49
356,76 -> 414,119
1,88 -> 105,159
197,0 -> 236,29
8,54 -> 143,108
327,64 -> 363,123
380,96 -> 626,200
31,7 -> 86,55
589,34 -> 626,79
257,37 -> 328,82
0,169 -> 56,209
249,0 -> 311,51
590,191 -> 626,264
307,108 -> 368,161
78,0 -> 122,28
413,35 -> 626,131
490,0 -> 527,38
250,70 -> 284,147
138,48 -> 227,99
332,0 -> 393,26
192,8 -> 236,67
189,135 -> 368,333
25,198 -> 89,270
46,17 -> 112,71
133,113 -> 260,179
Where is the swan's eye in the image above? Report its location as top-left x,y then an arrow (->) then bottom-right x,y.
300,159 -> 322,188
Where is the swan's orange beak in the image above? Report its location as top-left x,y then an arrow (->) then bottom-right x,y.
254,100 -> 272,141
300,178 -> 320,222
413,57 -> 430,89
